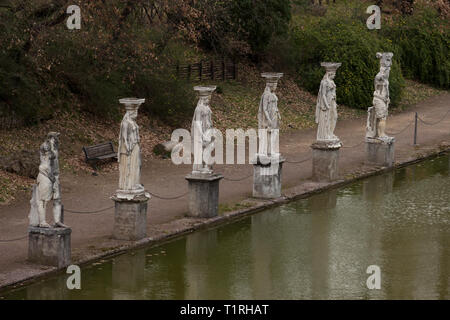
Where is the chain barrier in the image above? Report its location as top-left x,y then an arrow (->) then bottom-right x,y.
148,191 -> 189,200
0,235 -> 27,243
341,141 -> 365,149
64,206 -> 114,214
386,120 -> 415,136
417,109 -> 450,126
285,157 -> 312,164
222,173 -> 253,182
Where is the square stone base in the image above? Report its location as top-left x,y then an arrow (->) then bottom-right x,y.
28,227 -> 71,268
311,142 -> 341,182
112,194 -> 149,241
185,173 -> 223,218
252,156 -> 285,199
366,138 -> 395,167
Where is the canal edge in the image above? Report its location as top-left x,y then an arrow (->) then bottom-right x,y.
1,145 -> 449,294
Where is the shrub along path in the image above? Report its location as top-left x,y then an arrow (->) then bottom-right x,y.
0,93 -> 449,288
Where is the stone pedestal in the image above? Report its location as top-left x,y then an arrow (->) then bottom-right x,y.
366,137 -> 395,167
185,173 -> 223,218
252,154 -> 285,199
112,193 -> 149,241
311,140 -> 342,182
28,227 -> 71,268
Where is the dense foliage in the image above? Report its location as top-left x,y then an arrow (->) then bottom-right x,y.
0,0 -> 448,125
289,18 -> 405,109
0,0 -> 292,125
383,7 -> 449,89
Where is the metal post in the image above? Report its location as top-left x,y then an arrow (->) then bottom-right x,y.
414,112 -> 418,145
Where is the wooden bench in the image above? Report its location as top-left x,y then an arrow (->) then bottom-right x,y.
82,142 -> 117,170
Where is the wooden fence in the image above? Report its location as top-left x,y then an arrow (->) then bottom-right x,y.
311,0 -> 336,5
0,115 -> 23,130
176,59 -> 238,82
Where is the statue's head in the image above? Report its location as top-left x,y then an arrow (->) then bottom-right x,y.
124,105 -> 139,121
47,132 -> 60,148
119,98 -> 145,121
376,52 -> 393,69
194,86 -> 216,107
321,62 -> 341,80
128,109 -> 138,120
376,53 -> 393,81
261,73 -> 283,92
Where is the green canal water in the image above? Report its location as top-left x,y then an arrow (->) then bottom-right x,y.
1,154 -> 449,300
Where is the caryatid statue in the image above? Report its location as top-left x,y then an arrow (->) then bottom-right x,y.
366,52 -> 393,140
258,73 -> 283,157
29,132 -> 67,228
191,86 -> 216,175
316,62 -> 341,144
117,98 -> 146,197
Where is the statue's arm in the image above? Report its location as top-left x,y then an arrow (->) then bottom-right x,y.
263,96 -> 272,123
263,101 -> 271,121
202,114 -> 213,143
121,122 -> 131,154
384,83 -> 390,103
192,112 -> 205,143
321,86 -> 330,111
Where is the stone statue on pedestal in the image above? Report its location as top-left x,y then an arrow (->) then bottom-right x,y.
258,73 -> 283,157
316,62 -> 341,146
112,98 -> 149,240
366,52 -> 394,140
29,132 -> 67,228
191,86 -> 216,175
117,98 -> 146,199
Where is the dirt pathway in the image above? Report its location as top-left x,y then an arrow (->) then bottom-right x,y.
0,93 -> 449,287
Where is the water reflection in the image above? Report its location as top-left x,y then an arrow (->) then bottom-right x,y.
112,251 -> 145,299
1,154 -> 449,300
26,277 -> 69,300
185,229 -> 219,299
363,171 -> 394,202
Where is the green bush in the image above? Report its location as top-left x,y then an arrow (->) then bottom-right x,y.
290,18 -> 405,109
383,8 -> 449,89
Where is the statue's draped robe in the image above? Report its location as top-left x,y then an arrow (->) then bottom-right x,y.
29,142 -> 53,226
258,87 -> 280,155
316,77 -> 337,141
258,87 -> 279,130
367,59 -> 392,139
29,139 -> 60,226
36,142 -> 54,202
118,115 -> 141,190
191,100 -> 213,172
373,74 -> 389,119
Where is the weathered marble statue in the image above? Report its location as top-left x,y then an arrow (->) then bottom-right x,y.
117,98 -> 146,198
316,62 -> 341,145
258,73 -> 283,157
191,86 -> 216,175
366,52 -> 393,140
29,132 -> 67,228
